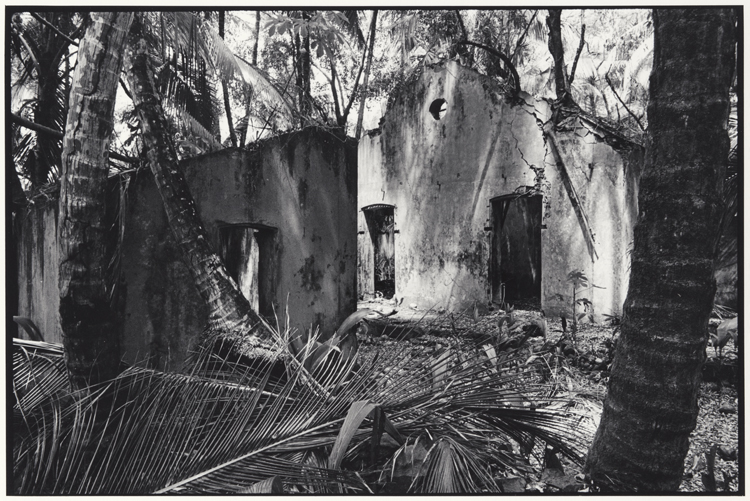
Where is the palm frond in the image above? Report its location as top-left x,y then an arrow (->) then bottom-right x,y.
621,35 -> 653,102
12,130 -> 36,184
13,339 -> 67,413
234,55 -> 295,128
340,9 -> 366,48
14,307 -> 593,494
163,11 -> 294,127
236,475 -> 283,493
410,436 -> 498,493
155,60 -> 221,141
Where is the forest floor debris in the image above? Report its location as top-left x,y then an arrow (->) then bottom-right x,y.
357,298 -> 739,493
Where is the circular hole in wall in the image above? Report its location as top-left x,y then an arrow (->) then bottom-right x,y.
429,98 -> 448,120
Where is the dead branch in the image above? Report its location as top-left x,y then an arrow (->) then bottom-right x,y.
455,40 -> 521,99
605,72 -> 646,131
569,24 -> 586,84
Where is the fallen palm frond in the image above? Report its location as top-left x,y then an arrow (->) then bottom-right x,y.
13,310 -> 594,494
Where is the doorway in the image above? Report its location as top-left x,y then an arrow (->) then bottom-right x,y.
490,194 -> 542,306
363,205 -> 395,299
219,225 -> 277,317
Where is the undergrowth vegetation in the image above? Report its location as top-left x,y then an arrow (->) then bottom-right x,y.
13,310 -> 596,494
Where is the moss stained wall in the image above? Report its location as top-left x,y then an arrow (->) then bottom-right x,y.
359,61 -> 642,320
118,127 -> 357,368
16,199 -> 62,343
181,128 -> 358,340
359,62 -> 544,311
543,122 -> 643,321
16,127 -> 357,369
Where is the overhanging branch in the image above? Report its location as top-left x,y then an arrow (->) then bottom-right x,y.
605,72 -> 646,131
455,40 -> 521,100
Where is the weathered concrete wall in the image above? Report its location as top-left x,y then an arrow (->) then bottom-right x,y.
358,61 -> 642,321
121,128 -> 357,368
16,199 -> 62,343
714,216 -> 738,309
543,124 -> 642,321
16,127 -> 357,369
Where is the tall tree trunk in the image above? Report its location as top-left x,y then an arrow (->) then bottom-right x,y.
585,8 -> 736,492
218,11 -> 237,148
58,12 -> 133,389
294,11 -> 312,124
240,11 -> 261,147
355,10 -> 378,140
252,11 -> 261,65
546,9 -> 569,103
125,19 -> 277,361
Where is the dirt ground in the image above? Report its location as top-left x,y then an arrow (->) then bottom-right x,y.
357,298 -> 740,493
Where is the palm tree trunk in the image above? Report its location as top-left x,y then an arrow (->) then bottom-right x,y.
295,11 -> 312,123
585,8 -> 736,491
252,11 -> 261,65
125,19 -> 277,360
58,12 -> 134,389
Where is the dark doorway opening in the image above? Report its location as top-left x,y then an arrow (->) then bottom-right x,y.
363,205 -> 395,299
219,224 -> 278,318
490,194 -> 542,308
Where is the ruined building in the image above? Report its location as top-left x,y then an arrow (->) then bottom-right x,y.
15,62 -> 733,364
357,61 -> 643,321
16,128 -> 358,369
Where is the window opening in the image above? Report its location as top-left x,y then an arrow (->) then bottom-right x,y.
429,98 -> 448,120
219,225 -> 277,317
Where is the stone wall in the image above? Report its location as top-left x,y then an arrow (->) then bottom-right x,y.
16,127 -> 358,369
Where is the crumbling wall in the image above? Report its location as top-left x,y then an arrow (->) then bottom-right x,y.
543,122 -> 642,322
359,61 -> 642,320
120,128 -> 357,368
714,211 -> 738,309
359,62 -> 546,311
16,127 -> 357,369
16,198 -> 62,343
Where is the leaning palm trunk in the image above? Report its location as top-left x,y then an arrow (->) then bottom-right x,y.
125,19 -> 277,361
58,12 -> 134,389
585,8 -> 736,491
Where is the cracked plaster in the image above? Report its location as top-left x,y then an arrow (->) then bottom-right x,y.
358,61 -> 642,320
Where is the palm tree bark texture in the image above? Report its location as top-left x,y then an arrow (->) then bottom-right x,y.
125,17 -> 278,361
58,12 -> 134,389
585,8 -> 736,491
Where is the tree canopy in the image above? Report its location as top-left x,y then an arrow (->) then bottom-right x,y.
11,8 -> 659,192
